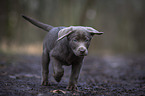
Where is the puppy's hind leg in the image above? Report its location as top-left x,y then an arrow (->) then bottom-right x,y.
41,50 -> 50,86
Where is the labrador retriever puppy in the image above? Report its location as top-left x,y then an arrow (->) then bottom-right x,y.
22,15 -> 103,90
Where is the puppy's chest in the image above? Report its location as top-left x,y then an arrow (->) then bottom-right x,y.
51,46 -> 82,66
62,54 -> 79,66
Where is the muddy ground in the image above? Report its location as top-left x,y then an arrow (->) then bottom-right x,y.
0,54 -> 145,96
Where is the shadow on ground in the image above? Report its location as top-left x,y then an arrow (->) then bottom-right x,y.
0,54 -> 145,95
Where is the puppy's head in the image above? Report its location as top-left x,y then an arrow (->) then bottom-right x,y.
57,26 -> 103,56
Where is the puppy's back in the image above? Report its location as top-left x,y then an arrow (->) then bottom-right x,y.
43,27 -> 65,52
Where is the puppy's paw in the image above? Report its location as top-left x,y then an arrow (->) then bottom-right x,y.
53,72 -> 64,82
66,84 -> 78,91
53,75 -> 62,82
41,80 -> 50,86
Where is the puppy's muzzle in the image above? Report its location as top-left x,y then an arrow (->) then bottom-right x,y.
78,47 -> 88,56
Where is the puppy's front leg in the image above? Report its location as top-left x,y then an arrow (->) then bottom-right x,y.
51,57 -> 64,82
67,62 -> 83,90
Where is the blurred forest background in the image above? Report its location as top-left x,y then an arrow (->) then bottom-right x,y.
0,0 -> 145,56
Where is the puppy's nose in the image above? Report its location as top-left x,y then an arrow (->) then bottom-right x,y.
79,47 -> 86,53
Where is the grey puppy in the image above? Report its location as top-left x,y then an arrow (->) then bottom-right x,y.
22,15 -> 103,90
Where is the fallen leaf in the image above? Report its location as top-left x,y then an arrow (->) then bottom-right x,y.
9,75 -> 16,79
50,89 -> 66,94
0,71 -> 7,75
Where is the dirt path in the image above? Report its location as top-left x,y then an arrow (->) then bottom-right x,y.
0,54 -> 145,96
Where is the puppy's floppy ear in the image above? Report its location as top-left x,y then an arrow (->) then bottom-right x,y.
57,27 -> 73,41
85,27 -> 103,35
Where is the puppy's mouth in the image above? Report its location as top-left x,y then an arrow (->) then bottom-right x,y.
78,54 -> 87,57
74,51 -> 88,57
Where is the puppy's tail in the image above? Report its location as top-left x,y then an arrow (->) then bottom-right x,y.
22,15 -> 54,32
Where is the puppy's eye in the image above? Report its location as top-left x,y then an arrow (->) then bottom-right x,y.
85,39 -> 89,42
73,39 -> 78,42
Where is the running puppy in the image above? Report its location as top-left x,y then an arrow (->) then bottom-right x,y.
22,15 -> 103,90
